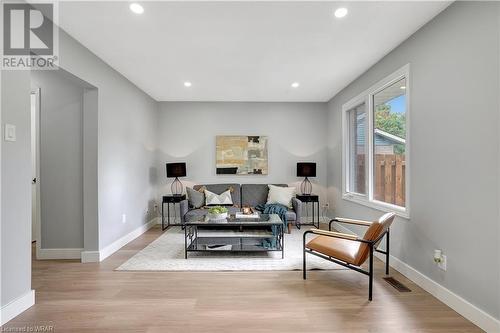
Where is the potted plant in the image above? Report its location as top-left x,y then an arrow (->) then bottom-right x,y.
207,206 -> 229,221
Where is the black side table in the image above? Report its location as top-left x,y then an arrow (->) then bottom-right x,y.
162,194 -> 186,230
296,194 -> 320,229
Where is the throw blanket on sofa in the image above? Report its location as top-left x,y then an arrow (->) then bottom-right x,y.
255,203 -> 288,249
255,203 -> 288,226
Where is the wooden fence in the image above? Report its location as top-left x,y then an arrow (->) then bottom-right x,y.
356,154 -> 406,207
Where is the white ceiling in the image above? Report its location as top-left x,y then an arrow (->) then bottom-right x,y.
59,1 -> 450,102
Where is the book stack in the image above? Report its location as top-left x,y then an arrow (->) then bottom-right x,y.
235,212 -> 259,219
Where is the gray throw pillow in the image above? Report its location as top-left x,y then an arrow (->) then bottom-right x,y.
186,187 -> 205,208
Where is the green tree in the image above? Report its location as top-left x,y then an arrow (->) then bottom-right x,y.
375,104 -> 406,154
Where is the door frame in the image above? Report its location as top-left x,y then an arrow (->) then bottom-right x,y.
31,88 -> 42,258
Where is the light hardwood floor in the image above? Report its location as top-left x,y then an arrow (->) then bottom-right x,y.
3,225 -> 481,332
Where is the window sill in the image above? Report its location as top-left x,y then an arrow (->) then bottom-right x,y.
342,193 -> 410,219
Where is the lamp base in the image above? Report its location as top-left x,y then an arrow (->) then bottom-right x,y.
171,177 -> 184,195
300,177 -> 312,195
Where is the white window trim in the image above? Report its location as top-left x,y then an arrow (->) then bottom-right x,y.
342,64 -> 410,219
341,94 -> 368,196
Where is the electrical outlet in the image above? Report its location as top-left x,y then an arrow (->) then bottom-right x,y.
438,255 -> 447,271
122,214 -> 127,224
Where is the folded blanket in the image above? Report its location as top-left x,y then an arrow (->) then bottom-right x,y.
255,203 -> 288,226
255,203 -> 288,249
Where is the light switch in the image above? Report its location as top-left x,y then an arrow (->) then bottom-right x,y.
4,124 -> 16,142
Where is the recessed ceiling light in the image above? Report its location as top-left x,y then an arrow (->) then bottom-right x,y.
129,3 -> 144,14
184,81 -> 192,87
291,82 -> 300,88
400,86 -> 406,90
334,7 -> 348,18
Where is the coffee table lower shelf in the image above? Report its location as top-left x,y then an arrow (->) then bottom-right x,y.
184,232 -> 284,259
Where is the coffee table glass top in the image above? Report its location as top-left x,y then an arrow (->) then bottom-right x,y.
184,213 -> 283,226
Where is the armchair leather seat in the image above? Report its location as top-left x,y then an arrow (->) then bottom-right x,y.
306,236 -> 361,266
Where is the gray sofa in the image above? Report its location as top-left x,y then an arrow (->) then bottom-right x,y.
179,183 -> 302,228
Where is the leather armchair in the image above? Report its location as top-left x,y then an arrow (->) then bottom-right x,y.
303,212 -> 395,301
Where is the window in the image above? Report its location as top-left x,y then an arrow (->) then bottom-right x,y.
346,102 -> 367,195
342,65 -> 409,217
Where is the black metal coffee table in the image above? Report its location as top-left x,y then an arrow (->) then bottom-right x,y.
184,213 -> 284,259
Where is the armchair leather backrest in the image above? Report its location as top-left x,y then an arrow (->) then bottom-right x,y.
354,212 -> 396,266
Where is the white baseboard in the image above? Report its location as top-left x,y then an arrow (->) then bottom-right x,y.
332,222 -> 500,333
80,251 -> 100,263
0,290 -> 35,325
37,247 -> 83,260
82,217 -> 159,263
374,252 -> 500,333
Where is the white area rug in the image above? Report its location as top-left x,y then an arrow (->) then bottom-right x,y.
117,226 -> 345,271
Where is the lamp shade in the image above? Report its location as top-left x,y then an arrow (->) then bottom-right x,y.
297,162 -> 316,177
166,162 -> 186,178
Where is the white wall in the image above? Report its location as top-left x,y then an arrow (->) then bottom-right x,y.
31,70 -> 85,249
327,1 -> 499,324
157,102 -> 328,204
0,24 -> 159,323
57,30 -> 159,249
1,70 -> 34,317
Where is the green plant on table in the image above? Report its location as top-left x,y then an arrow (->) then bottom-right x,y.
208,206 -> 228,214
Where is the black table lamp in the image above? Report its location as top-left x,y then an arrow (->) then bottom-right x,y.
297,162 -> 316,195
166,162 -> 186,196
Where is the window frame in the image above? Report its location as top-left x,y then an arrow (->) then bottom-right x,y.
341,64 -> 410,218
342,95 -> 369,199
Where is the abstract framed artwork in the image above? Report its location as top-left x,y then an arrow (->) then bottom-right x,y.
216,135 -> 268,175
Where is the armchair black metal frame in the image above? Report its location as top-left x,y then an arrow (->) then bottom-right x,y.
303,218 -> 391,301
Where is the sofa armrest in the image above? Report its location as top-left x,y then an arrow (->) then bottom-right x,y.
179,199 -> 189,223
291,197 -> 303,223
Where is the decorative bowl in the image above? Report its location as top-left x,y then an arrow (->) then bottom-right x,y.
207,212 -> 228,221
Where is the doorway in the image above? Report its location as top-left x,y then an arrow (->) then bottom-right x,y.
30,68 -> 99,261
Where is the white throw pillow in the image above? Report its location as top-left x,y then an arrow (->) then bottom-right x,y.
266,185 -> 296,208
204,189 -> 233,206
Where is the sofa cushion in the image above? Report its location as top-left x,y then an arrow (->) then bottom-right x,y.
204,189 -> 233,205
184,208 -> 207,220
194,184 -> 241,207
267,185 -> 296,208
241,184 -> 287,207
186,187 -> 205,208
